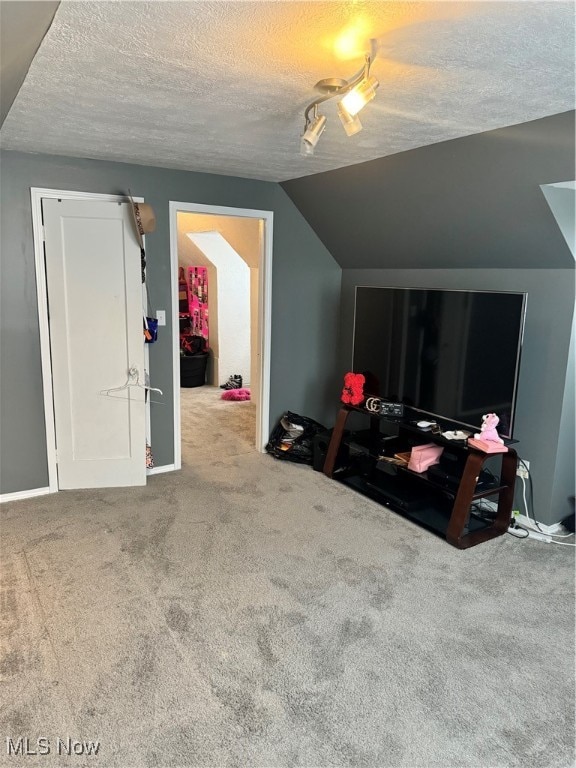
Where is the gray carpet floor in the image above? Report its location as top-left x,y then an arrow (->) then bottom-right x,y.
1,390 -> 574,768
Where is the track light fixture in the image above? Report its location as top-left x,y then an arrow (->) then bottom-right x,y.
300,107 -> 327,156
300,41 -> 378,156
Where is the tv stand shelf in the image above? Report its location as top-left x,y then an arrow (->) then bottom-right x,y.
324,404 -> 517,549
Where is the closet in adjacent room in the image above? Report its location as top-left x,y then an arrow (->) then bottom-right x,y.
179,266 -> 209,387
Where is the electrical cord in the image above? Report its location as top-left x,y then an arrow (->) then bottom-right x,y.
508,525 -> 529,539
519,475 -> 574,539
518,457 -> 538,524
472,472 -> 573,545
471,501 -> 530,540
517,457 -> 575,546
471,501 -> 494,519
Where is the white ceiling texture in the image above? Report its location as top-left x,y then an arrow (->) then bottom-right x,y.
1,1 -> 574,182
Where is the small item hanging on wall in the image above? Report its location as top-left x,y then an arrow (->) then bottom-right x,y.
128,190 -> 156,283
146,442 -> 154,469
143,315 -> 159,343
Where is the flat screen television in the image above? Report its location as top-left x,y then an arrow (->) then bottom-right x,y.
352,287 -> 527,439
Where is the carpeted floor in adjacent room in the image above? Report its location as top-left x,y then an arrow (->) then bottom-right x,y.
179,385 -> 256,465
1,389 -> 574,768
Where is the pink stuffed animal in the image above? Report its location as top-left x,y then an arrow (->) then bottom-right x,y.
474,413 -> 504,444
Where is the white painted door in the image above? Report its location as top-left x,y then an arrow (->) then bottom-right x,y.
43,199 -> 146,488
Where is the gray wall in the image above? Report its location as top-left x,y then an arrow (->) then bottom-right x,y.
282,110 -> 575,526
551,312 -> 575,522
0,150 -> 341,494
282,111 -> 575,270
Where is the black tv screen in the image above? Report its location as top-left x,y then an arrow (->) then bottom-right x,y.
352,287 -> 527,439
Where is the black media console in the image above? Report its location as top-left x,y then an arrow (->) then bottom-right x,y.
323,403 -> 517,549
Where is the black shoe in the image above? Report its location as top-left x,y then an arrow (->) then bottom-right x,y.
221,374 -> 242,390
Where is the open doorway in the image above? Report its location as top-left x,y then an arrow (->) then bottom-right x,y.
169,202 -> 273,469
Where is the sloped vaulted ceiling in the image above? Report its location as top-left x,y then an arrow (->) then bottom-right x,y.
0,0 -> 59,125
281,111 -> 576,270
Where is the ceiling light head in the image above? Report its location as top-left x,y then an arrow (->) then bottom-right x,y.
300,113 -> 327,156
339,75 -> 379,117
337,103 -> 363,136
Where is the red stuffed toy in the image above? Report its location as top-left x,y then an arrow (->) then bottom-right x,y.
341,372 -> 365,406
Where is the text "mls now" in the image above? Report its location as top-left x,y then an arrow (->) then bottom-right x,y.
6,737 -> 100,756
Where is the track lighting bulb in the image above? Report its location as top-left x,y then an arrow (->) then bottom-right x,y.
337,103 -> 363,136
300,113 -> 327,156
338,75 -> 379,117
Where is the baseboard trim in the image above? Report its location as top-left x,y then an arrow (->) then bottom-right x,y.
0,486 -> 52,504
146,464 -> 176,476
1,468 -> 177,498
515,513 -> 565,535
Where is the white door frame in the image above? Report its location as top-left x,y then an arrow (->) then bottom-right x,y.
31,188 -> 145,494
169,201 -> 273,468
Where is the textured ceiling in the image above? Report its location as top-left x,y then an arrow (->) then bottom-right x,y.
0,1 -> 574,182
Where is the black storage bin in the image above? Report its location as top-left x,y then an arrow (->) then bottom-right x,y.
180,353 -> 208,388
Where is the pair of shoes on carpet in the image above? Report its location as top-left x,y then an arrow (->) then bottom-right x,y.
220,374 -> 242,390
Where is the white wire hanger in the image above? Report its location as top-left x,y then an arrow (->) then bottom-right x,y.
100,366 -> 163,403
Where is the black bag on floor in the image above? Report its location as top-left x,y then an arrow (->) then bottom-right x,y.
266,411 -> 326,465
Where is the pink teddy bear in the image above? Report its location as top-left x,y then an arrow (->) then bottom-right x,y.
475,413 -> 504,444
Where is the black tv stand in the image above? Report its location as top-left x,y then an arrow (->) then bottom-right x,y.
324,404 -> 517,549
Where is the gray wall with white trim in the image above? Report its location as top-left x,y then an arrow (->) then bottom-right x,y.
0,150 -> 342,494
